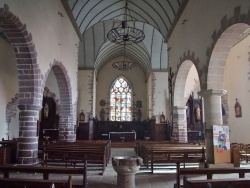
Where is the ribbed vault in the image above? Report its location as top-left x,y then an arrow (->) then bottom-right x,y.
67,0 -> 185,73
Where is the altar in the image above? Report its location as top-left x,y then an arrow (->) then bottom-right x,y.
109,132 -> 136,141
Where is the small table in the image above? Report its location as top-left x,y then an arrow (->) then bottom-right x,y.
109,132 -> 136,141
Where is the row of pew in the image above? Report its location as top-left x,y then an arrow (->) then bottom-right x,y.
135,141 -> 250,188
0,164 -> 87,188
0,139 -> 112,188
39,140 -> 111,175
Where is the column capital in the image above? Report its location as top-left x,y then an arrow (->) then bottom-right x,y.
198,89 -> 227,97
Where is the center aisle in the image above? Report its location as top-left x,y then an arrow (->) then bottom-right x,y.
87,147 -> 177,188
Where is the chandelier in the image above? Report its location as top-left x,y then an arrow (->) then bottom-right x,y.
107,0 -> 145,45
112,45 -> 137,71
112,61 -> 137,71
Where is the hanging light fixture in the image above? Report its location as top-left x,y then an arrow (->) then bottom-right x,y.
112,44 -> 137,71
107,0 -> 145,45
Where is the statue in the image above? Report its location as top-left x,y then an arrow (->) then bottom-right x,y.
195,104 -> 201,122
100,108 -> 105,121
160,112 -> 165,123
79,110 -> 85,122
43,103 -> 49,118
234,98 -> 242,118
136,109 -> 142,121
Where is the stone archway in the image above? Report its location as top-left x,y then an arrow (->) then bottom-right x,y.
207,23 -> 250,90
174,60 -> 196,107
43,60 -> 75,142
173,59 -> 200,142
0,8 -> 42,164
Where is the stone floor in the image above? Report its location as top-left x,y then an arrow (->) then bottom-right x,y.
87,148 -> 177,188
86,148 -> 250,188
3,148 -> 250,188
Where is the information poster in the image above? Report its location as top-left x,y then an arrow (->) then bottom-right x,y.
213,125 -> 231,164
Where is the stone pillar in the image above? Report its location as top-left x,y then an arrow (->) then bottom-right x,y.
198,89 -> 227,164
17,105 -> 40,164
172,106 -> 187,143
112,156 -> 143,188
59,115 -> 76,142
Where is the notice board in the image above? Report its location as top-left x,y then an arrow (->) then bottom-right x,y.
213,125 -> 231,164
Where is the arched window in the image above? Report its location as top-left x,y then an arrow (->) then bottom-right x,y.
110,77 -> 132,121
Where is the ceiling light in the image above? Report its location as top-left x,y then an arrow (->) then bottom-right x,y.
107,0 -> 145,45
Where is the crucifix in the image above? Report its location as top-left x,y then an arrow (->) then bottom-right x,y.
168,67 -> 174,138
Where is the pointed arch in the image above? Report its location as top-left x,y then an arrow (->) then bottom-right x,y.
43,60 -> 75,142
109,76 -> 133,121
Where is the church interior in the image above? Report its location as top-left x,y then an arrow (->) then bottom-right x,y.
1,0 -> 250,187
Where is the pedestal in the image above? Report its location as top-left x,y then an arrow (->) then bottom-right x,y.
112,156 -> 143,188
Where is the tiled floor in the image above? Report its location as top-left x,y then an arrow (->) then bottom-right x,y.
4,148 -> 250,188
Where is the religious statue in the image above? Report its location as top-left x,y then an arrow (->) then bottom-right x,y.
195,104 -> 201,122
79,110 -> 85,122
160,112 -> 165,123
136,109 -> 142,121
234,98 -> 242,118
43,103 -> 49,118
100,108 -> 105,121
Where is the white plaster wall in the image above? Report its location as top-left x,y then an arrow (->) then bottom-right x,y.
168,0 -> 250,88
78,70 -> 93,122
96,56 -> 147,121
153,72 -> 170,123
0,38 -> 18,139
147,74 -> 152,118
184,65 -> 200,102
45,71 -> 60,99
223,35 -> 250,144
9,108 -> 19,139
0,0 -> 80,103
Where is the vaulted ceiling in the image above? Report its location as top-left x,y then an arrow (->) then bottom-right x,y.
66,0 -> 186,76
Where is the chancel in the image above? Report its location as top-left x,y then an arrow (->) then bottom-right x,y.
1,0 -> 250,188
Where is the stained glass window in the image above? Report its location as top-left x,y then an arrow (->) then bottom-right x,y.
110,77 -> 132,121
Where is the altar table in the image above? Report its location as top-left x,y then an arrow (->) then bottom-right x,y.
109,132 -> 136,141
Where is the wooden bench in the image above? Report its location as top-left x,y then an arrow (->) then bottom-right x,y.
183,176 -> 250,188
0,175 -> 72,188
138,143 -> 204,169
43,147 -> 107,174
41,141 -> 110,175
137,142 -> 202,165
0,164 -> 87,188
178,167 -> 250,188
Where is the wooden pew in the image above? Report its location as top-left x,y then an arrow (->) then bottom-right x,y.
138,143 -> 204,169
43,147 -> 107,174
0,164 -> 87,188
149,147 -> 205,172
0,175 -> 72,188
183,176 -> 250,188
178,167 -> 250,188
137,142 -> 202,165
40,140 -> 110,175
136,144 -> 205,188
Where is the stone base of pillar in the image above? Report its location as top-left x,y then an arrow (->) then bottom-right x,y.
172,106 -> 188,143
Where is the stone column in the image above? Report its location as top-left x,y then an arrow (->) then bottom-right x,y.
17,105 -> 40,164
198,89 -> 227,164
59,115 -> 76,142
172,106 -> 187,143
